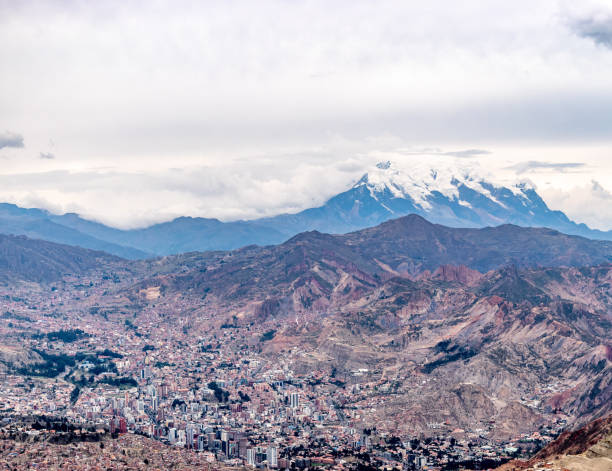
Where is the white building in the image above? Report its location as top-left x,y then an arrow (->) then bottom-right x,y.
246,448 -> 256,467
267,446 -> 278,468
290,392 -> 299,408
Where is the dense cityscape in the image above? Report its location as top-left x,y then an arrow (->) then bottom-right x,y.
0,270 -> 575,471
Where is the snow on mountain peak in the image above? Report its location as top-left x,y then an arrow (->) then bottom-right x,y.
355,160 -> 530,210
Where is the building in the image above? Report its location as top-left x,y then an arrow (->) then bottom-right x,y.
290,392 -> 299,409
267,446 -> 278,468
246,447 -> 256,466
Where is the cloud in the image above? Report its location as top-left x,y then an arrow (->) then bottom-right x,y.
2,0 -> 612,162
0,131 -> 24,149
591,179 -> 612,199
397,148 -> 491,158
540,180 -> 612,231
442,149 -> 491,158
568,11 -> 612,48
39,152 -> 55,159
0,157 -> 369,229
507,161 -> 586,174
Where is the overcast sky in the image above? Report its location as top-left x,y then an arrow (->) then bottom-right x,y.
1,0 -> 611,229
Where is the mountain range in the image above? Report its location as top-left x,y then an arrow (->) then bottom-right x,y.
135,214 -> 612,311
0,233 -> 120,283
119,215 -> 610,437
4,213 -> 610,285
1,161 -> 610,258
0,210 -> 610,442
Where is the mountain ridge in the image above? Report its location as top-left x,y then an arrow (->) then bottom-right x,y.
1,162 -> 610,257
132,214 -> 612,318
0,232 -> 122,283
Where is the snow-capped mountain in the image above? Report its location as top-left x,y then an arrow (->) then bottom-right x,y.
256,160 -> 611,240
344,160 -> 560,228
0,161 -> 610,257
361,160 -> 535,224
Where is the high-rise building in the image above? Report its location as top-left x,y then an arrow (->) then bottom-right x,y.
290,392 -> 299,408
198,434 -> 207,451
267,446 -> 278,468
186,425 -> 196,449
228,442 -> 237,458
239,438 -> 248,458
246,448 -> 256,467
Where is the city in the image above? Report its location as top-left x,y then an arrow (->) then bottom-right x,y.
0,268 -> 575,470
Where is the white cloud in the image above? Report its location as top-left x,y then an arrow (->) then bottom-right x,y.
0,1 -> 611,229
0,155 -> 372,229
507,161 -> 586,174
540,180 -> 612,231
3,0 -> 612,157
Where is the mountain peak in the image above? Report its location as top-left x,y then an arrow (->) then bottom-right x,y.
354,160 -> 499,212
329,159 -> 612,240
393,213 -> 433,226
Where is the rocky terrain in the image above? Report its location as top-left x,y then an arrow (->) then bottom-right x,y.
247,264 -> 611,438
0,214 -> 610,465
0,344 -> 42,374
0,233 -> 122,283
133,215 -> 612,314
107,216 -> 612,438
0,427 -> 221,470
498,413 -> 612,471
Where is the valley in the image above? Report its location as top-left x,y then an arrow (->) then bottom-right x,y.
0,215 -> 610,470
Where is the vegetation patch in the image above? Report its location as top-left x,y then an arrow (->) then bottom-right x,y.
422,346 -> 478,374
259,329 -> 276,342
34,329 -> 89,343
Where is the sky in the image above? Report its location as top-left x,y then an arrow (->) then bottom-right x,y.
1,0 -> 611,230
